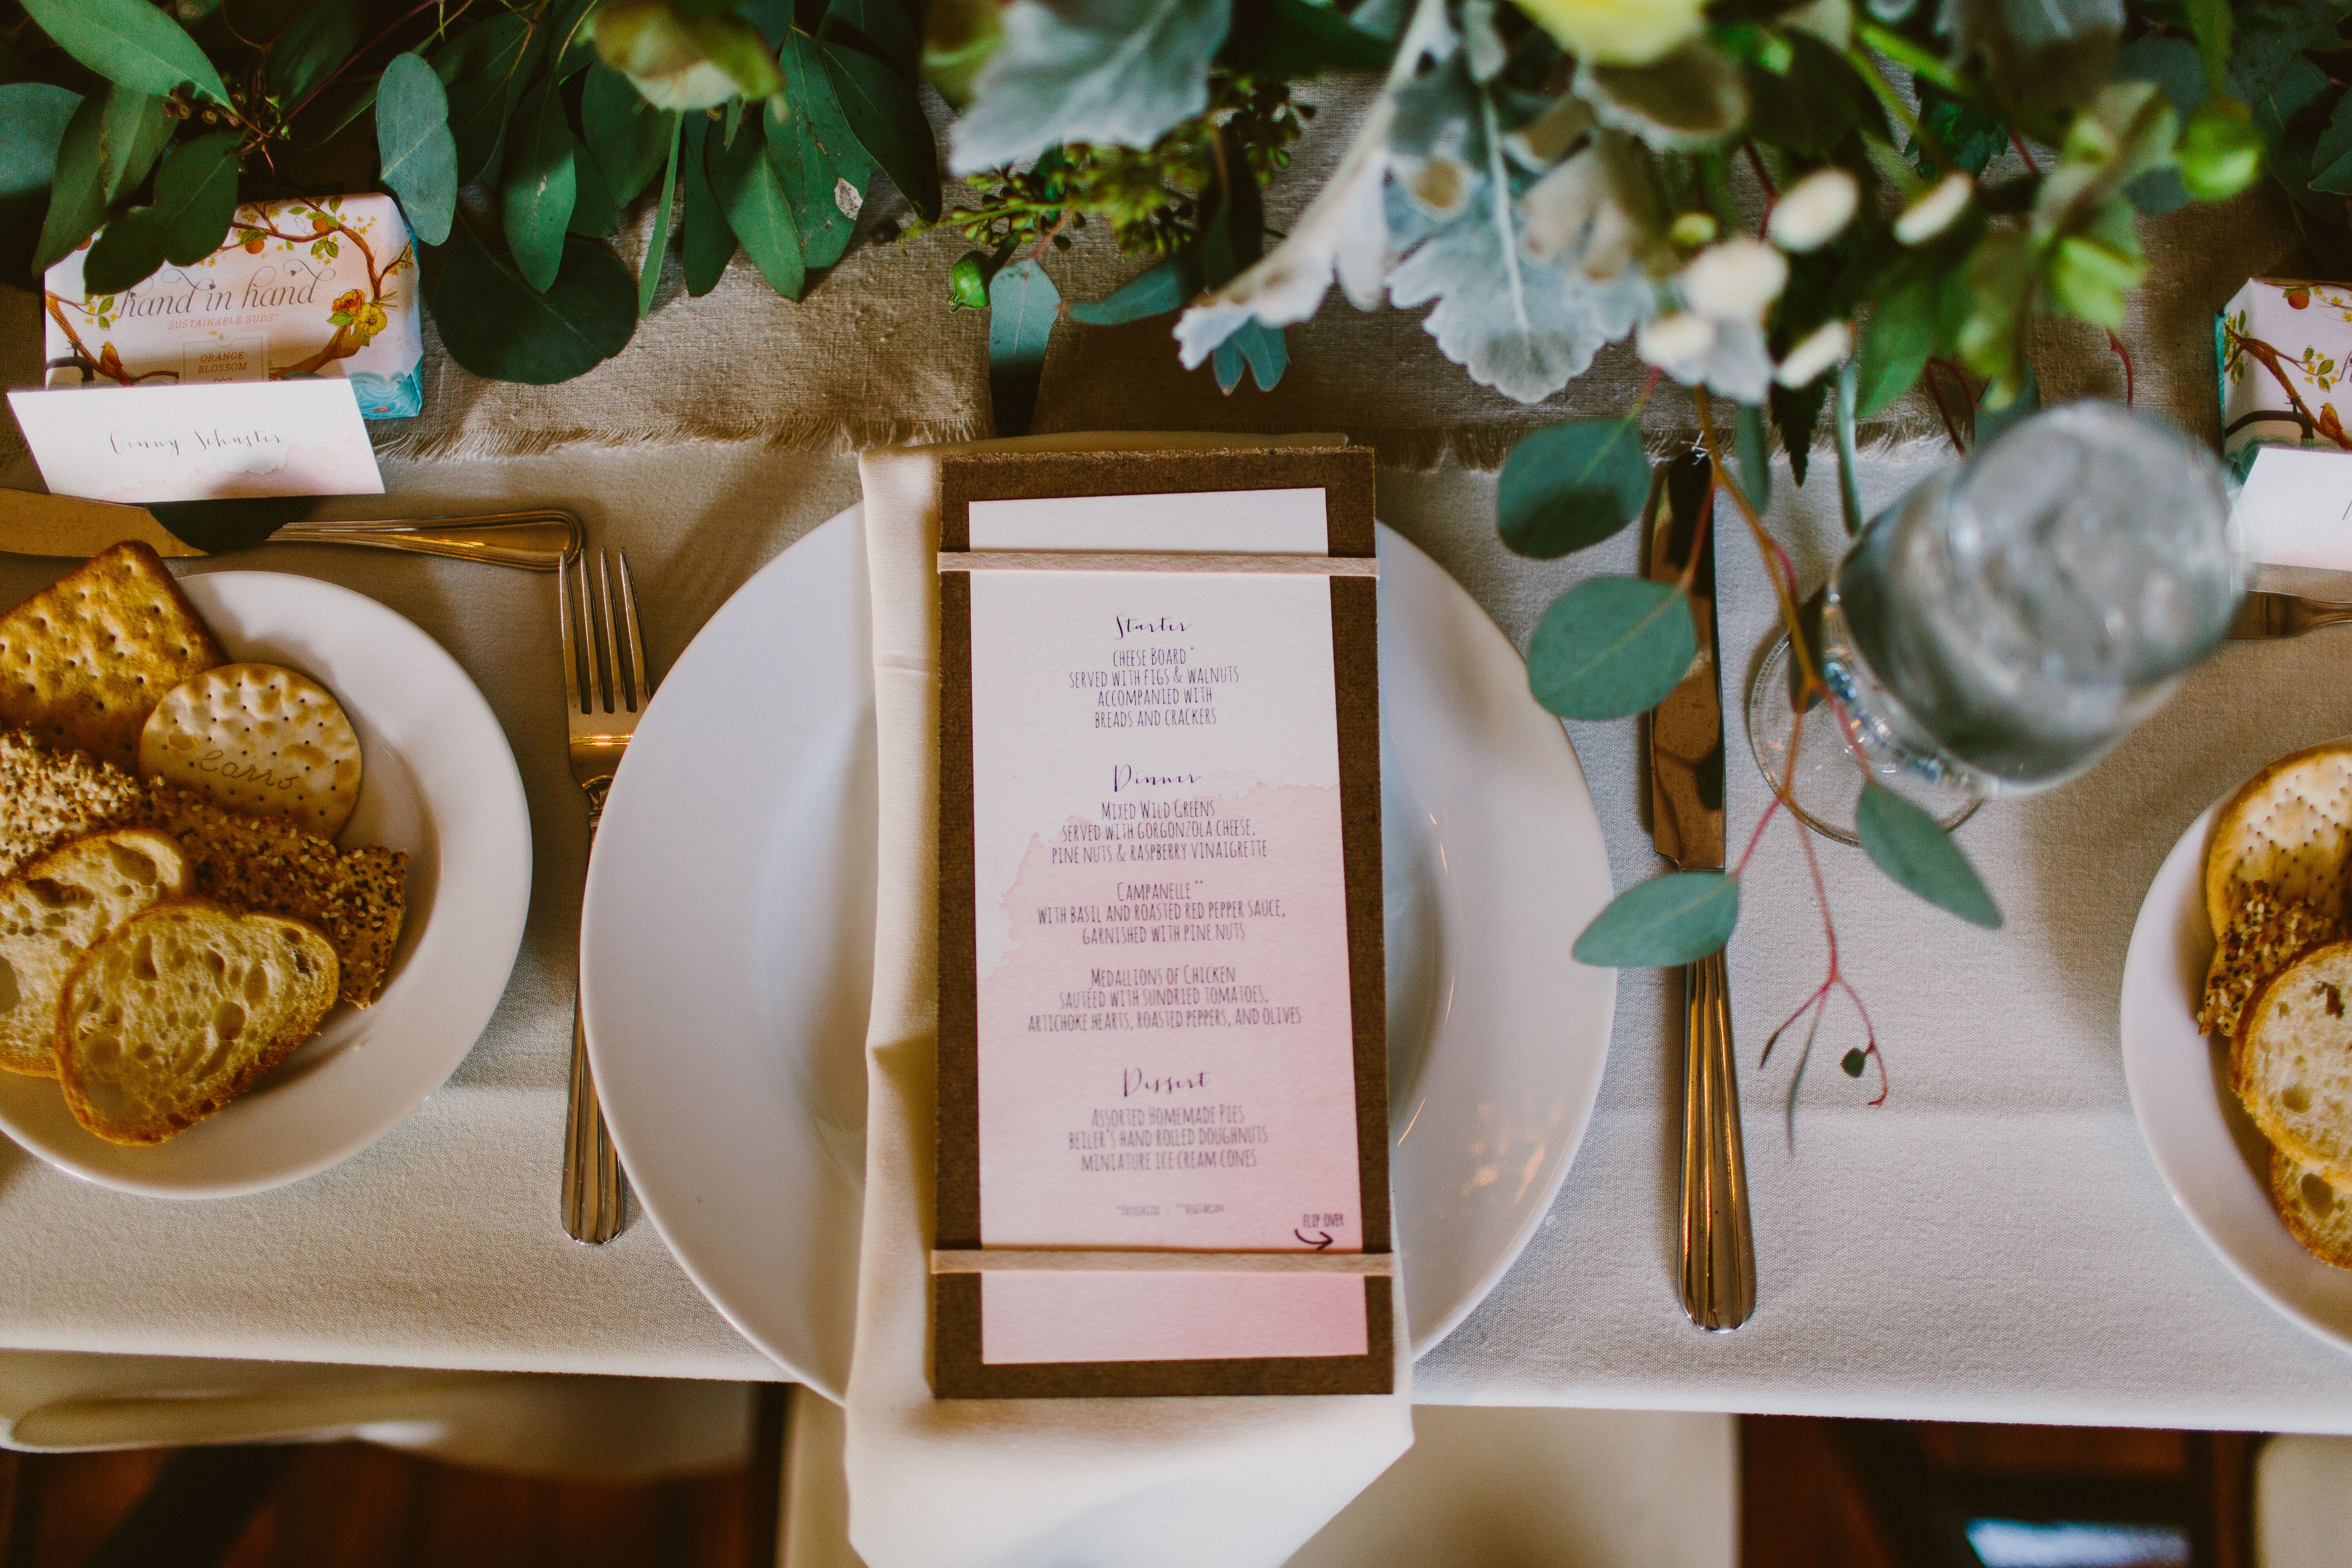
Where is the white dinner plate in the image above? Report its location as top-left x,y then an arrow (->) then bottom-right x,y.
582,510 -> 1618,1397
2120,797 -> 2352,1354
0,572 -> 532,1199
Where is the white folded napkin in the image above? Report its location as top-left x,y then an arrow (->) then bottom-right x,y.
844,434 -> 1413,1568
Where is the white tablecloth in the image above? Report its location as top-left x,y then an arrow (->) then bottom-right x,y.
4,435 -> 2352,1432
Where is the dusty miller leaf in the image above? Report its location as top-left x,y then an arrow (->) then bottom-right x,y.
950,0 -> 1233,174
1388,97 -> 1649,405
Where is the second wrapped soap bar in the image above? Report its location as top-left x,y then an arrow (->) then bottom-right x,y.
41,194 -> 423,419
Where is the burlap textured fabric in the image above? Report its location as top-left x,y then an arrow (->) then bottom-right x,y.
0,74 -> 2314,476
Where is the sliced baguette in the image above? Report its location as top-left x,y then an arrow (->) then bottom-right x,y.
0,829 -> 190,1077
55,899 -> 338,1146
2270,1146 -> 2352,1271
2234,940 -> 2352,1185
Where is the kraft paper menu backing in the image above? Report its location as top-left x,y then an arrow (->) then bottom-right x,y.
932,444 -> 1392,1400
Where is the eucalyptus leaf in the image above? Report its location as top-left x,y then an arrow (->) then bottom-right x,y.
949,0 -> 1231,174
1069,258 -> 1194,325
639,113 -> 683,316
679,114 -> 734,296
1834,356 -> 1863,535
2227,0 -> 2348,104
1856,274 -> 1933,418
1735,403 -> 1772,512
1972,362 -> 2040,449
2309,92 -> 2352,194
97,88 -> 170,205
444,75 -> 513,185
822,0 -> 920,80
1572,871 -> 1740,967
988,256 -> 1060,437
0,82 -> 80,287
374,53 -> 457,247
23,0 -> 227,105
1527,576 -> 1697,722
1212,335 -> 1243,392
569,140 -> 619,238
1228,318 -> 1286,391
82,128 -> 239,294
501,72 -> 579,292
32,93 -> 107,278
1497,419 -> 1651,559
1770,375 -> 1826,488
271,0 -> 364,106
584,60 -> 677,207
823,36 -> 941,220
709,112 -> 806,299
770,31 -> 877,270
1855,783 -> 2001,927
434,233 -> 638,383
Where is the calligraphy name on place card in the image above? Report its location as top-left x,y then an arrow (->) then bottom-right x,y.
6,380 -> 384,505
933,446 -> 1392,1401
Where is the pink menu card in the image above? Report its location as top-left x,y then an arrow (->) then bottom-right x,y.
932,446 -> 1392,1400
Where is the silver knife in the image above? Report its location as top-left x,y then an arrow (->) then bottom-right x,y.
0,489 -> 580,569
1645,456 -> 1757,1332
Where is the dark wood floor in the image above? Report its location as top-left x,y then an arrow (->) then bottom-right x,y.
1,1444 -> 750,1568
0,1412 -> 2263,1567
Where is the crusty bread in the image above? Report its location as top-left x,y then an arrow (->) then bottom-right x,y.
2205,744 -> 2352,937
138,662 -> 364,837
0,542 -> 227,772
0,728 -> 405,1007
2270,1146 -> 2352,1270
135,785 -> 404,1007
54,899 -> 338,1146
2234,940 -> 2352,1184
2199,881 -> 2344,1038
0,829 -> 190,1077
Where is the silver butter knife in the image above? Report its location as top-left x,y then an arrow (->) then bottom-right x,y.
1645,457 -> 1757,1332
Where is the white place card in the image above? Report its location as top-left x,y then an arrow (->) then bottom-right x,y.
7,380 -> 384,504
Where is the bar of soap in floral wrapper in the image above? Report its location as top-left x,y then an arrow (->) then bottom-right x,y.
40,194 -> 422,419
2217,278 -> 2352,581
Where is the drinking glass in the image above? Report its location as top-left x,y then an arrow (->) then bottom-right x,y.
1746,401 -> 2243,842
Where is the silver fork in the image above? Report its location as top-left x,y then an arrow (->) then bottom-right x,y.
558,549 -> 647,1245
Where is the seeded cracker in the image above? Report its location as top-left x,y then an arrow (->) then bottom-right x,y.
2199,881 -> 2346,1038
0,542 -> 227,772
0,728 -> 404,1007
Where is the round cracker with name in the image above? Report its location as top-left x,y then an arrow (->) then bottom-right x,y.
138,663 -> 363,837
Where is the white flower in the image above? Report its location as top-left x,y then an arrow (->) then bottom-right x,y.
1637,310 -> 1718,374
1766,168 -> 1859,253
1641,312 -> 1774,402
1895,173 -> 1973,245
1516,0 -> 1707,66
1517,143 -> 1652,279
1678,238 -> 1787,322
1775,320 -> 1851,387
1783,0 -> 1850,51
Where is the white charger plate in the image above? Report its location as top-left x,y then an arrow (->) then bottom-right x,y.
0,572 -> 532,1198
581,510 -> 1618,1397
2120,798 -> 2352,1354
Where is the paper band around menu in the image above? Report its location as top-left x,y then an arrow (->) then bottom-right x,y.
933,449 -> 1391,1399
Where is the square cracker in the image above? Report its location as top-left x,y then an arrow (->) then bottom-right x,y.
0,541 -> 227,772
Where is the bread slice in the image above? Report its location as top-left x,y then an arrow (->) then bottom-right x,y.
2205,744 -> 2352,937
0,829 -> 190,1077
2234,941 -> 2352,1184
2199,880 -> 2344,1038
55,900 -> 339,1146
0,542 -> 227,773
0,729 -> 406,1007
2270,1146 -> 2352,1270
